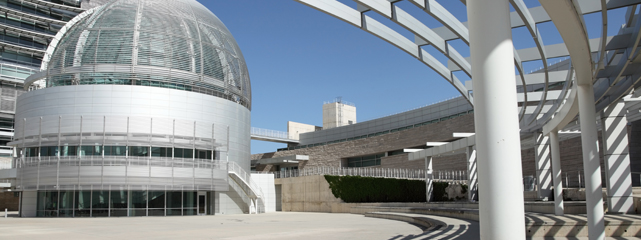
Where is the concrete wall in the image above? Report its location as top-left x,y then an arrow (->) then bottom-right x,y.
322,102 -> 356,130
275,175 -> 468,213
275,175 -> 344,212
251,174 -> 276,213
287,121 -> 318,140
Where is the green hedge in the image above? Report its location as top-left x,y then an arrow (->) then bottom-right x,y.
432,182 -> 449,201
324,175 -> 426,203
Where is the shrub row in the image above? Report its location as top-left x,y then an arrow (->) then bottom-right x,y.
324,175 -> 426,203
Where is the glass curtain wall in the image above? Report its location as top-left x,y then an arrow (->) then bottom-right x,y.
22,146 -> 214,159
36,190 -> 208,217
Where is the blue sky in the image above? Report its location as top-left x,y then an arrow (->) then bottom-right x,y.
199,0 -> 628,154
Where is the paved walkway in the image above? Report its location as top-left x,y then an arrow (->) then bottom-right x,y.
0,212 -> 422,240
2,211 -> 641,239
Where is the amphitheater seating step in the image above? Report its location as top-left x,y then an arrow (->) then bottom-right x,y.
358,206 -> 641,238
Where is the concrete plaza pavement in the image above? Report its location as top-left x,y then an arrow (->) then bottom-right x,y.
0,212 -> 424,240
3,211 -> 641,240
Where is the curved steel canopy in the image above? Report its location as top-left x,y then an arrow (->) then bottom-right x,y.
295,0 -> 641,136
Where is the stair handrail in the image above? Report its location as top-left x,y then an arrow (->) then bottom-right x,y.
227,161 -> 264,201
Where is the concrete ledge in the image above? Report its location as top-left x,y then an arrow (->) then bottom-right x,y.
352,206 -> 480,221
364,212 -> 440,231
524,201 -> 588,214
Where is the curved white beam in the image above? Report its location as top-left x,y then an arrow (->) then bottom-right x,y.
296,0 -> 361,27
594,8 -> 641,106
434,0 -> 641,43
410,0 -> 469,44
295,0 -> 473,103
355,0 -> 472,77
511,0 -> 550,124
540,0 -> 592,133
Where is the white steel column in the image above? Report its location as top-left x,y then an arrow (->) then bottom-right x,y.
534,133 -> 552,200
549,130 -> 564,216
468,0 -> 525,239
601,101 -> 634,213
466,146 -> 478,202
426,156 -> 433,202
577,84 -> 605,240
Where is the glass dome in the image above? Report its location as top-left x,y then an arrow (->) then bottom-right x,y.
44,0 -> 251,109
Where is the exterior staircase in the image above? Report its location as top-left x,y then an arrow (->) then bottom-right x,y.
227,161 -> 265,214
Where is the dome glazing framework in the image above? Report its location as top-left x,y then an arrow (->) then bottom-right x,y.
42,0 -> 251,109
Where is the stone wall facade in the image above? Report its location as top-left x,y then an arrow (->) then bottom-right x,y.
254,113 -> 638,187
255,114 -> 476,170
0,192 -> 19,211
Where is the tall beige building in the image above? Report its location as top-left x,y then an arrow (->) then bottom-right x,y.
322,98 -> 356,129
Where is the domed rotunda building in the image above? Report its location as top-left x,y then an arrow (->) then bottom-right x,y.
10,0 -> 252,217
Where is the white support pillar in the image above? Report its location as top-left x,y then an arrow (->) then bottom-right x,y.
426,156 -> 433,202
577,84 -> 606,240
549,130 -> 564,216
534,133 -> 552,200
466,146 -> 478,202
468,0 -> 525,239
601,101 -> 634,213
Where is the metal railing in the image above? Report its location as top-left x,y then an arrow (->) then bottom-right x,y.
15,156 -> 227,170
250,127 -> 295,140
255,166 -> 469,182
528,170 -> 641,189
434,170 -> 468,181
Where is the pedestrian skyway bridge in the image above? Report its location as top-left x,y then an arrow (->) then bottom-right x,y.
250,127 -> 299,144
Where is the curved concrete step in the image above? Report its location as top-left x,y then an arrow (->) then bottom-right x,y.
365,212 -> 480,240
358,206 -> 641,237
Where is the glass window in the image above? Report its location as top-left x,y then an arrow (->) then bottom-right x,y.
74,191 -> 91,217
183,148 -> 193,159
110,190 -> 127,209
36,191 -> 58,217
166,191 -> 182,216
183,191 -> 196,208
167,191 -> 181,208
148,191 -> 165,209
151,147 -> 162,157
104,146 -> 126,156
128,190 -> 146,217
174,148 -> 183,158
80,145 -> 101,156
39,146 -> 48,157
91,191 -> 108,217
346,153 -> 383,168
174,148 -> 193,158
58,190 -> 74,217
110,190 -> 128,217
129,146 -> 149,157
151,147 -> 172,157
60,146 -> 77,156
24,147 -> 38,157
